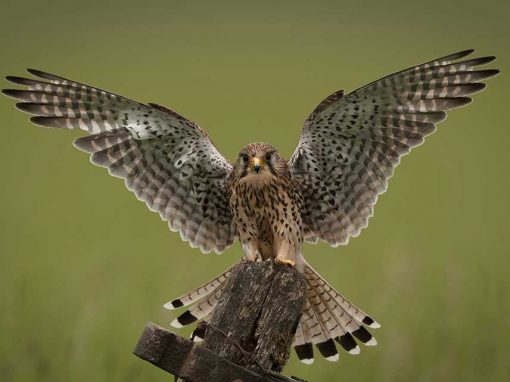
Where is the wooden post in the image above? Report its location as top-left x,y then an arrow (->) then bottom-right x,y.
133,260 -> 307,382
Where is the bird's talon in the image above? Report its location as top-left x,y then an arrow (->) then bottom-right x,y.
276,259 -> 296,267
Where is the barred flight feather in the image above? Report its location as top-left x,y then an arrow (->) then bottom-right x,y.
191,321 -> 209,342
303,287 -> 340,361
3,69 -> 237,254
171,287 -> 224,328
163,262 -> 235,310
289,49 -> 499,247
166,261 -> 380,363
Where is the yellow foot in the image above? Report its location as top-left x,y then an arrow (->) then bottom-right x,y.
276,258 -> 296,267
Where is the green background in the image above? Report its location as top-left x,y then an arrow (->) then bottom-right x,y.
1,0 -> 508,381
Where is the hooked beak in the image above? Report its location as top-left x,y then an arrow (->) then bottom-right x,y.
251,157 -> 263,173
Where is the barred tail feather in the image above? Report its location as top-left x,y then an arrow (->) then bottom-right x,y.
170,286 -> 224,328
303,282 -> 339,362
190,320 -> 209,343
304,263 -> 381,329
294,305 -> 316,364
165,260 -> 381,364
293,321 -> 314,364
303,270 -> 360,356
294,263 -> 380,364
163,261 -> 238,310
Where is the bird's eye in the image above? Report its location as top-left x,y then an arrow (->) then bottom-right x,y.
265,153 -> 272,161
240,153 -> 249,163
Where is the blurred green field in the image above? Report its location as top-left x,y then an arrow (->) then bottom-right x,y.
1,0 -> 509,381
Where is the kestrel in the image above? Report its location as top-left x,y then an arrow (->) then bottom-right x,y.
3,49 -> 498,364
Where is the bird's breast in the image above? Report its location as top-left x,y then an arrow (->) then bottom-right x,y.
231,180 -> 301,233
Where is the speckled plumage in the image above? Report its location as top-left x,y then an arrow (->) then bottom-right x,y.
229,143 -> 304,267
3,49 -> 499,364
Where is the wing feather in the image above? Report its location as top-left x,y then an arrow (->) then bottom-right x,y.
289,50 -> 498,246
3,69 -> 236,253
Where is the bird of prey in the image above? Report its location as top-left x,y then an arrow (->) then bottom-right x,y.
2,49 -> 498,364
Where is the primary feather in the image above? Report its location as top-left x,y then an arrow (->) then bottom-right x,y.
289,49 -> 499,247
3,69 -> 236,254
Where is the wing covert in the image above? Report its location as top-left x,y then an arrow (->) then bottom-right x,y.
3,69 -> 235,254
289,49 -> 499,247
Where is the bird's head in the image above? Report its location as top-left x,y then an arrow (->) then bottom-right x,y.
233,142 -> 288,185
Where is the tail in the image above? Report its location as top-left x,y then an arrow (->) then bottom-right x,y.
164,260 -> 380,363
163,261 -> 237,330
294,262 -> 380,363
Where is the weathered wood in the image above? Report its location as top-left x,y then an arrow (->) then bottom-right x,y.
133,260 -> 307,382
134,323 -> 306,382
203,260 -> 306,372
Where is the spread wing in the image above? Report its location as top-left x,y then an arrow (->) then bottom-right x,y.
3,70 -> 235,254
289,49 -> 499,247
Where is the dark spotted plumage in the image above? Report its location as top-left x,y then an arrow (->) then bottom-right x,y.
229,143 -> 304,266
289,49 -> 499,247
3,49 -> 498,364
